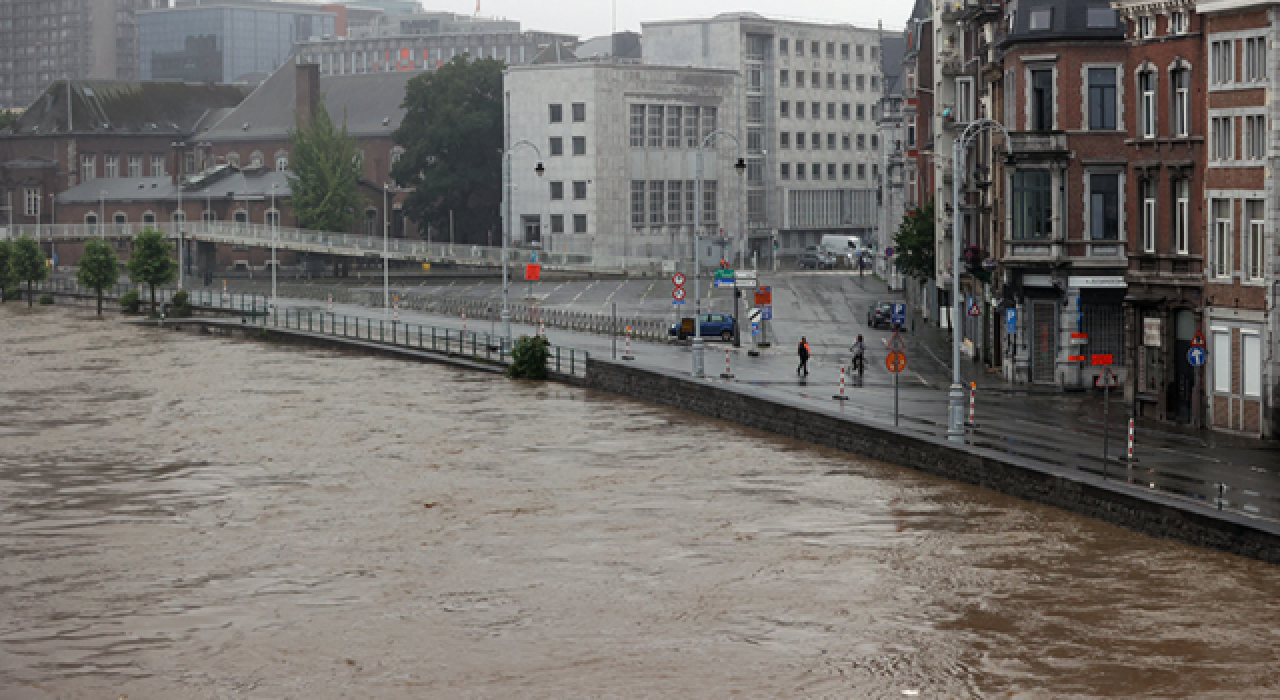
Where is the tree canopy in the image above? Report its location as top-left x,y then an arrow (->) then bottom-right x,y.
127,228 -> 177,314
11,236 -> 48,307
893,201 -> 936,281
287,101 -> 363,233
77,239 -> 121,316
0,239 -> 15,302
392,56 -> 504,245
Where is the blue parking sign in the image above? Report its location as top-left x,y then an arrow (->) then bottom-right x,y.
1005,308 -> 1018,334
891,302 -> 906,325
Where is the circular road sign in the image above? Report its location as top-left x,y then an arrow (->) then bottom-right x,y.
1187,346 -> 1206,367
672,287 -> 687,301
885,247 -> 895,258
672,272 -> 686,287
886,351 -> 907,373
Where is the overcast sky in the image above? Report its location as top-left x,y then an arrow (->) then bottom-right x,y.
438,0 -> 904,40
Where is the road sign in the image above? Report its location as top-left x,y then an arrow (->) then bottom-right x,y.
713,278 -> 737,289
754,286 -> 772,305
1188,346 -> 1207,367
525,263 -> 541,281
1005,308 -> 1017,334
888,330 -> 907,352
966,296 -> 982,317
748,308 -> 762,323
713,269 -> 734,281
672,287 -> 687,301
891,302 -> 907,326
885,247 -> 895,258
1091,354 -> 1114,366
1191,330 -> 1206,348
886,350 -> 907,373
735,270 -> 757,282
530,251 -> 538,263
1069,332 -> 1088,345
759,304 -> 773,321
1068,354 -> 1086,362
672,272 -> 686,286
751,322 -> 760,335
673,300 -> 686,306
1094,372 -> 1119,388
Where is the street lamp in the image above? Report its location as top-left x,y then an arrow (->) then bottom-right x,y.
270,182 -> 279,311
99,190 -> 106,238
176,172 -> 184,290
947,118 -> 1009,443
693,129 -> 747,378
48,193 -> 55,270
501,139 -> 544,339
383,182 -> 390,320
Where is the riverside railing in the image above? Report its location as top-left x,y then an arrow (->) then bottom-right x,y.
35,278 -> 268,314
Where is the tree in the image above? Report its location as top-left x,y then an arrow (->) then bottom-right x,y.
76,239 -> 120,316
127,227 -> 177,315
893,201 -> 936,281
393,56 -> 504,245
0,110 -> 19,133
10,236 -> 48,307
0,239 -> 15,302
287,101 -> 363,233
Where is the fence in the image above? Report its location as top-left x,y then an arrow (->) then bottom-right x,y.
36,278 -> 268,314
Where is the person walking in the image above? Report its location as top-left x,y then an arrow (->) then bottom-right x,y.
797,336 -> 811,376
851,334 -> 866,376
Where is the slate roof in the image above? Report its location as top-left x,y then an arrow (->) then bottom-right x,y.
880,36 -> 907,97
56,169 -> 292,205
201,57 -> 414,142
3,81 -> 251,137
1003,0 -> 1126,45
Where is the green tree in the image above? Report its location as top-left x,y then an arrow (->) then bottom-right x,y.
10,236 -> 48,307
127,227 -> 177,315
393,56 -> 504,245
287,101 -> 363,233
893,201 -> 936,281
76,239 -> 120,316
0,239 -> 15,302
0,110 -> 19,133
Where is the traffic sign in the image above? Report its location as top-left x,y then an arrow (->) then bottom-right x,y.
885,246 -> 895,258
891,302 -> 907,326
713,278 -> 737,288
888,331 -> 907,352
1094,372 -> 1119,388
966,296 -> 982,317
754,286 -> 772,305
1191,330 -> 1206,348
1005,308 -> 1017,334
735,270 -> 757,281
672,287 -> 687,301
713,269 -> 734,280
748,308 -> 762,323
1188,346 -> 1207,367
672,272 -> 686,286
525,263 -> 541,281
886,350 -> 907,373
673,300 -> 686,306
759,304 -> 773,320
530,251 -> 538,263
1091,354 -> 1114,366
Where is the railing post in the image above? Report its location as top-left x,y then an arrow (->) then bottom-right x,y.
556,346 -> 562,374
432,326 -> 437,351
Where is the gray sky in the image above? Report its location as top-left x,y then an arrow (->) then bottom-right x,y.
446,0 -> 903,40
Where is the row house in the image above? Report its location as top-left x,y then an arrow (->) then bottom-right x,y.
900,0 -> 940,321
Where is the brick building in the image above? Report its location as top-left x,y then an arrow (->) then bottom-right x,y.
900,0 -> 939,322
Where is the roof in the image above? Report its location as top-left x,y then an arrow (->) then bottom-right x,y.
56,169 -> 292,205
1197,0 -> 1268,12
532,43 -> 578,64
576,32 -> 643,61
3,81 -> 251,137
880,36 -> 907,82
202,57 -> 413,142
1003,0 -> 1126,44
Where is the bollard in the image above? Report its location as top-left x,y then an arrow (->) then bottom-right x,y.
720,347 -> 734,379
833,366 -> 850,400
462,311 -> 467,332
1127,418 -> 1135,462
623,326 -> 635,360
328,294 -> 333,313
968,382 -> 976,426
539,320 -> 545,337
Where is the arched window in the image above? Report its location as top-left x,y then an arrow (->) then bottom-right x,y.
142,211 -> 156,224
227,152 -> 241,168
1170,61 -> 1191,138
275,150 -> 289,171
172,210 -> 186,223
250,150 -> 264,168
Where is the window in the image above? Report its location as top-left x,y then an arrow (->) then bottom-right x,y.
811,163 -> 822,181
649,181 -> 664,224
780,132 -> 791,149
796,40 -> 804,57
796,71 -> 804,88
812,102 -> 821,119
1245,37 -> 1267,82
1212,330 -> 1231,392
1139,70 -> 1156,138
811,41 -> 820,57
842,163 -> 851,180
551,215 -> 565,233
1137,16 -> 1154,38
568,136 -> 583,156
1245,115 -> 1266,160
263,209 -> 276,227
668,181 -> 682,222
667,106 -> 681,148
128,156 -> 141,178
185,153 -> 196,174
1088,68 -> 1116,130
957,78 -> 973,123
780,163 -> 791,179
779,38 -> 789,55
1247,199 -> 1264,280
871,45 -> 879,61
826,42 -> 835,59
1211,198 -> 1231,277
104,155 -> 118,178
842,134 -> 851,150
827,103 -> 836,119
827,133 -> 836,149
1175,179 -> 1189,254
572,102 -> 585,122
81,154 -> 95,181
812,132 -> 821,149
841,103 -> 850,119
1170,11 -> 1187,34
573,181 -> 587,200
858,164 -> 868,180
856,74 -> 865,91
685,106 -> 701,147
856,44 -> 865,61
781,101 -> 790,118
701,107 -> 717,142
827,163 -> 837,179
1087,7 -> 1117,28
277,154 -> 289,171
749,127 -> 764,153
1211,40 -> 1234,84
827,73 -> 836,90
1012,170 -> 1052,239
549,104 -> 563,123
842,73 -> 850,90
630,105 -> 645,147
1031,68 -> 1054,130
780,70 -> 790,87
573,214 -> 587,233
151,155 -> 164,177
796,102 -> 806,119
685,181 -> 697,223
1089,173 -> 1120,240
857,134 -> 866,150
797,132 -> 806,149
841,44 -> 850,60
1243,333 -> 1261,397
550,137 -> 563,156
1030,7 -> 1053,30
631,181 -> 645,225
1172,69 -> 1190,137
1142,179 -> 1157,252
796,163 -> 806,180
871,76 -> 879,92
1211,117 -> 1234,160
812,72 -> 821,88
550,181 -> 564,200
23,187 -> 39,217
648,105 -> 664,149
749,98 -> 764,122
856,104 -> 866,120
702,180 -> 717,223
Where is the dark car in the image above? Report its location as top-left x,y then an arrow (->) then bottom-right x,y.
669,313 -> 737,341
867,301 -> 896,329
798,246 -> 836,269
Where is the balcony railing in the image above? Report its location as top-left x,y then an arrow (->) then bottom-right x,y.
1009,131 -> 1069,154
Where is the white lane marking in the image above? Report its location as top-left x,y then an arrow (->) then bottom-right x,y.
603,280 -> 627,307
569,280 -> 597,306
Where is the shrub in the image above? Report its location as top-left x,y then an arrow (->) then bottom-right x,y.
3,288 -> 21,301
170,290 -> 192,318
506,334 -> 550,380
120,290 -> 141,314
38,293 -> 54,305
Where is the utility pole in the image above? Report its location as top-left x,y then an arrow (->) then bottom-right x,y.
694,129 -> 747,378
383,183 -> 390,320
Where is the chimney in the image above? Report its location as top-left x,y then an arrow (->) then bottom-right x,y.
296,60 -> 321,131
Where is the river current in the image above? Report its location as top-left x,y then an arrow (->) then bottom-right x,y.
1,306 -> 1278,698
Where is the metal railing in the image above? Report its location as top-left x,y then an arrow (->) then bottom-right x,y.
35,278 -> 268,313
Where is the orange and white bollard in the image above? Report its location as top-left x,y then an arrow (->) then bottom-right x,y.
539,320 -> 545,337
462,311 -> 467,332
623,326 -> 635,360
968,382 -> 976,425
833,365 -> 850,401
328,294 -> 333,313
1127,418 -> 1135,462
720,347 -> 734,379
393,296 -> 400,323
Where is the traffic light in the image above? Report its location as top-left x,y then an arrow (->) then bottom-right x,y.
772,239 -> 778,250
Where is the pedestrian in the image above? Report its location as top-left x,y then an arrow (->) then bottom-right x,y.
797,336 -> 810,376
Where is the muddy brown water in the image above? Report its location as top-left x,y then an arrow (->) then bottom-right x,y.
2,307 -> 1279,699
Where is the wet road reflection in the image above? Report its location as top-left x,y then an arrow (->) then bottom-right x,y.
2,307 -> 1279,698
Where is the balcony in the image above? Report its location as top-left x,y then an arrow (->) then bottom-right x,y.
939,53 -> 964,77
1009,131 -> 1068,155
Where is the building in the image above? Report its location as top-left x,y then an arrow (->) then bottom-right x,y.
504,61 -> 739,260
1197,0 -> 1275,437
875,33 -> 908,256
641,14 -> 885,262
0,0 -> 166,110
138,1 -> 338,83
899,0 -> 938,321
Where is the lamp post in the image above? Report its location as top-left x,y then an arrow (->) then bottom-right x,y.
176,172 -> 183,289
99,190 -> 106,238
383,182 -> 390,320
501,139 -> 545,339
693,129 -> 747,378
270,182 -> 278,311
947,118 -> 1009,443
48,193 -> 55,270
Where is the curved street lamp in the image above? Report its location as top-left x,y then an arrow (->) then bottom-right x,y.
947,118 -> 1010,442
502,138 -> 544,339
692,129 -> 747,378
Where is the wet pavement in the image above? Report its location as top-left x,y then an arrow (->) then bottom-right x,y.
4,305 -> 1280,697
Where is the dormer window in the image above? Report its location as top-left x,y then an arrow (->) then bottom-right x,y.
1030,8 -> 1052,30
1137,16 -> 1155,38
1086,7 -> 1117,28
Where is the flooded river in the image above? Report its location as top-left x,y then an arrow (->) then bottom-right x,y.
2,307 -> 1279,698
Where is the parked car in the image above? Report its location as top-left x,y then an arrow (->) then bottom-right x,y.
867,301 -> 897,329
669,313 -> 737,341
798,246 -> 836,269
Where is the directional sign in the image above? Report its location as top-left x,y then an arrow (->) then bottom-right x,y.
885,247 -> 895,258
891,302 -> 907,326
758,304 -> 773,321
672,272 -> 686,287
1005,308 -> 1017,334
967,296 -> 982,317
1188,346 -> 1207,367
713,278 -> 737,289
886,350 -> 907,373
672,287 -> 687,301
1190,330 -> 1206,348
735,270 -> 757,281
713,269 -> 735,281
673,300 -> 686,306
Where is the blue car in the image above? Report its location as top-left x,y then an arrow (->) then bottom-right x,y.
669,313 -> 737,341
